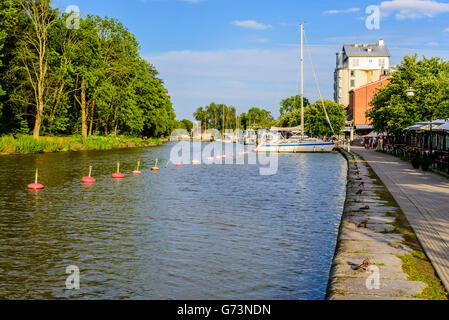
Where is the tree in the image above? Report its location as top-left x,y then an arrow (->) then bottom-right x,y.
246,107 -> 274,129
279,95 -> 310,116
278,100 -> 345,136
194,103 -> 238,132
177,119 -> 193,132
15,0 -> 58,138
369,55 -> 449,134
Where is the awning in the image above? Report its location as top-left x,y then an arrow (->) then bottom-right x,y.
437,121 -> 449,132
355,124 -> 374,130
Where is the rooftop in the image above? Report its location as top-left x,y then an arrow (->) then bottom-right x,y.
343,39 -> 390,58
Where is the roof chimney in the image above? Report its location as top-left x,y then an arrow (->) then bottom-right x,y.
378,39 -> 384,46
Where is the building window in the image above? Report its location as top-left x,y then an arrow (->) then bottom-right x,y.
350,80 -> 355,87
338,70 -> 342,78
352,59 -> 359,67
379,59 -> 385,67
339,79 -> 342,87
338,90 -> 342,98
351,70 -> 355,77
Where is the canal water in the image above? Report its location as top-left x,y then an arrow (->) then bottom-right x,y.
0,142 -> 347,299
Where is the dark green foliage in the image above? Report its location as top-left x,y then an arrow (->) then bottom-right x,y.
0,1 -> 175,137
277,99 -> 346,136
279,95 -> 310,116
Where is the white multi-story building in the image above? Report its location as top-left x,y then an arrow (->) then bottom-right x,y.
334,39 -> 391,107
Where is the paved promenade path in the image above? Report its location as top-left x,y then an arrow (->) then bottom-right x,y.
353,146 -> 449,291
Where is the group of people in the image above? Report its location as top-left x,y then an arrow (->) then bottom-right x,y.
363,136 -> 388,151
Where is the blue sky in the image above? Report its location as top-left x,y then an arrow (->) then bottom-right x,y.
53,0 -> 449,120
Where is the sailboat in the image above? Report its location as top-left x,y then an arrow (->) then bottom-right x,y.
256,24 -> 335,153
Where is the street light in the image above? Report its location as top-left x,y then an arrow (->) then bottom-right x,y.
406,87 -> 416,98
406,87 -> 433,159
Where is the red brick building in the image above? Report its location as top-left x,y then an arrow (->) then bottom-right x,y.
348,76 -> 389,133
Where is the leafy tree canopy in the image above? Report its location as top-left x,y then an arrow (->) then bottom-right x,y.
369,54 -> 449,135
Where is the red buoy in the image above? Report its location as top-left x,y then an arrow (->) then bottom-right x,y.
82,166 -> 96,183
28,183 -> 44,190
175,163 -> 183,167
82,176 -> 96,183
28,169 -> 44,190
112,162 -> 125,179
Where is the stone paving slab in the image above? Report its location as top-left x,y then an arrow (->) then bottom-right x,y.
328,294 -> 423,300
337,239 -> 410,256
328,278 -> 426,297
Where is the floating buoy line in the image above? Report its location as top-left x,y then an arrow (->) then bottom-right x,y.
26,150 -> 252,190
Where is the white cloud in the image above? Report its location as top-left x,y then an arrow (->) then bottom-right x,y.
380,0 -> 449,19
231,20 -> 272,30
426,41 -> 439,46
324,8 -> 360,14
444,27 -> 449,31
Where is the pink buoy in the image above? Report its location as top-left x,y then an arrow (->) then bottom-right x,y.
28,169 -> 44,190
112,162 -> 125,179
132,161 -> 142,175
28,183 -> 44,190
82,166 -> 96,183
82,177 -> 96,183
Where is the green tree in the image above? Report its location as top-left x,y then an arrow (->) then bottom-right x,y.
278,100 -> 345,136
369,54 -> 449,134
279,95 -> 310,116
15,0 -> 58,138
177,119 -> 194,132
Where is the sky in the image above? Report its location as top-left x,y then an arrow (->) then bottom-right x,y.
53,0 -> 449,120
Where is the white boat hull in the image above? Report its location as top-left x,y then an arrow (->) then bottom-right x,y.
256,142 -> 335,153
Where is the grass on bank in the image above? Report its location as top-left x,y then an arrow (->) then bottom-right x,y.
0,134 -> 163,154
355,153 -> 448,300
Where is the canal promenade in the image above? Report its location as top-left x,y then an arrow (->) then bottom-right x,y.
327,149 -> 431,300
353,146 -> 449,293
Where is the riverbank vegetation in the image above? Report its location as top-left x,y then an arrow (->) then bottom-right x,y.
0,134 -> 162,154
0,0 -> 176,139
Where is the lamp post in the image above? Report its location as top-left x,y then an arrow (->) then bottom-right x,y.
406,87 -> 433,158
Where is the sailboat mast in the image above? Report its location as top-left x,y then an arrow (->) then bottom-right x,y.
300,23 -> 304,140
